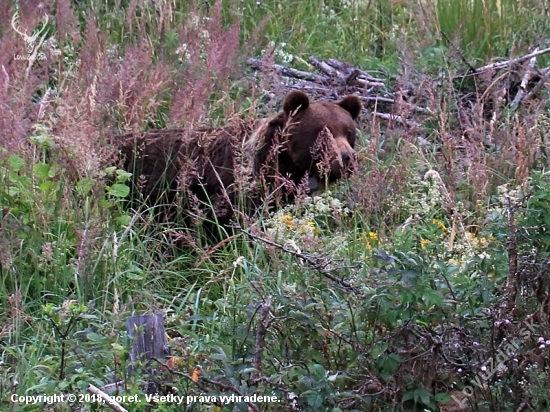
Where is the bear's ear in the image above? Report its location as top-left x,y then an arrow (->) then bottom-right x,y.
337,95 -> 362,120
283,91 -> 310,116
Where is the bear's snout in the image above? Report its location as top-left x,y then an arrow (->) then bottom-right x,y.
341,146 -> 356,165
329,138 -> 356,177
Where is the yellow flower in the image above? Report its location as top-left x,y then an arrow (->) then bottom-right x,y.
431,218 -> 446,231
420,238 -> 431,249
361,231 -> 378,250
466,232 -> 483,248
281,214 -> 294,229
478,237 -> 489,248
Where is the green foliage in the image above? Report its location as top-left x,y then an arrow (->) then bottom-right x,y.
238,0 -> 407,70
1,302 -> 129,412
2,0 -> 550,411
434,0 -> 550,63
521,170 -> 550,255
0,134 -> 131,305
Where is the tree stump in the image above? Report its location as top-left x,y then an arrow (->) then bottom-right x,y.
126,313 -> 170,395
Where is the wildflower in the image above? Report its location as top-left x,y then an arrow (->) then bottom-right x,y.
478,237 -> 490,248
362,231 -> 379,250
298,221 -> 316,236
424,169 -> 441,181
233,256 -> 244,269
281,214 -> 294,229
431,218 -> 446,231
497,364 -> 507,372
478,252 -> 491,260
420,238 -> 431,249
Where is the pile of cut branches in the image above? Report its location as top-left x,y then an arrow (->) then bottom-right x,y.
247,47 -> 550,132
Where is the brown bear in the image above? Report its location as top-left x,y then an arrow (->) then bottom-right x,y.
116,90 -> 361,233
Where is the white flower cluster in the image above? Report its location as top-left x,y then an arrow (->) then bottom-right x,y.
395,170 -> 448,216
260,41 -> 294,64
264,191 -> 349,238
445,230 -> 494,271
484,182 -> 527,228
496,183 -> 526,207
176,14 -> 211,61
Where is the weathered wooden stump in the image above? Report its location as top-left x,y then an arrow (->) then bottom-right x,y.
127,313 -> 170,396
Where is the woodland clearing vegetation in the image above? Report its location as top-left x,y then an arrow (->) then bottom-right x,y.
1,0 -> 550,411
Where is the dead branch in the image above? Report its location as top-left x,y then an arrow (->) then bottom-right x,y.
88,384 -> 128,412
351,77 -> 387,88
461,46 -> 550,77
326,58 -> 386,82
237,227 -> 364,295
440,30 -> 477,74
362,96 -> 433,115
246,57 -> 320,81
524,66 -> 550,102
510,48 -> 539,108
247,56 -> 385,88
308,55 -> 340,78
373,112 -> 422,128
98,381 -> 126,394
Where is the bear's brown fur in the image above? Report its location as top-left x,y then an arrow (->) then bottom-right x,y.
116,90 -> 361,228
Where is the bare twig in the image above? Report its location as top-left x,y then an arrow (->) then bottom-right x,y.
238,227 -> 364,295
460,46 -> 550,77
247,57 -> 319,81
248,56 -> 385,88
308,56 -> 340,78
511,48 -> 539,108
372,112 -> 422,128
88,384 -> 128,412
351,77 -> 386,88
523,66 -> 550,102
98,381 -> 126,394
362,96 -> 433,115
440,30 -> 477,74
326,58 -> 386,82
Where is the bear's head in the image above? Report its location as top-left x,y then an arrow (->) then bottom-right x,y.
256,91 -> 362,191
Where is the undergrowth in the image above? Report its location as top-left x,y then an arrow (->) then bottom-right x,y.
1,0 -> 550,411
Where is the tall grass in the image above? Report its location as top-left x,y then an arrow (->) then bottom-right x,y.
1,0 -> 550,410
431,0 -> 550,63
